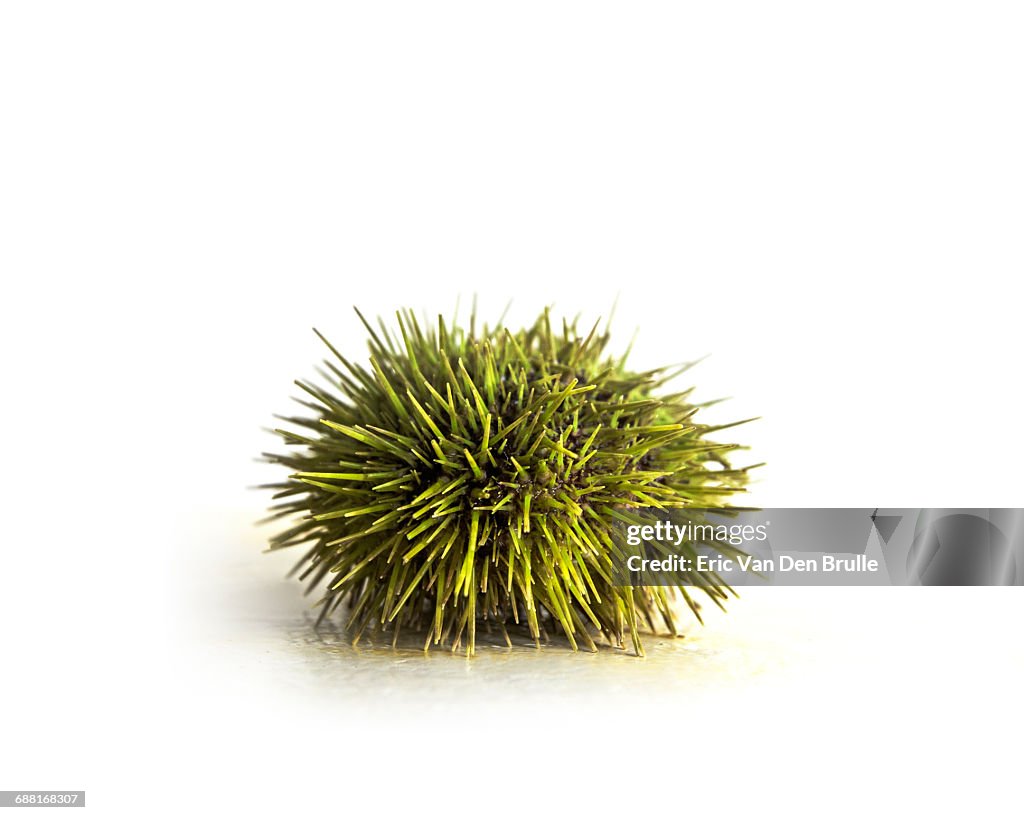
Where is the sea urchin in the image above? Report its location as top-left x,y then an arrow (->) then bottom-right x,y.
263,307 -> 755,655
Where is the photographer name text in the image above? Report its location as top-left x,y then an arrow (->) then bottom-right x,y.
626,554 -> 880,573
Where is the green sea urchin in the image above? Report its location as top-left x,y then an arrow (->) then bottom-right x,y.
263,307 -> 755,655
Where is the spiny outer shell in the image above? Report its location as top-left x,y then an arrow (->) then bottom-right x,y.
264,308 -> 754,655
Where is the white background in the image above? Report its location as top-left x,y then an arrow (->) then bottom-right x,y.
2,2 -> 1022,817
